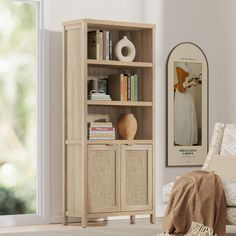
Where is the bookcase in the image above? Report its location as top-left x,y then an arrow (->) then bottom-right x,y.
62,19 -> 156,227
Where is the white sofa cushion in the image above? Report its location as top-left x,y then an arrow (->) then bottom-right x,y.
226,208 -> 236,225
220,124 -> 236,155
202,122 -> 225,171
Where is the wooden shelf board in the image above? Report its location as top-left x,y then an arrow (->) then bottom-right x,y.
87,100 -> 152,107
63,18 -> 155,30
87,140 -> 153,145
87,59 -> 153,68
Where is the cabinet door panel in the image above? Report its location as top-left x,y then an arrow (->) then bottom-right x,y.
88,145 -> 120,213
121,145 -> 152,211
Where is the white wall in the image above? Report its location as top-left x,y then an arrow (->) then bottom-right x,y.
144,0 -> 222,215
49,0 -> 230,221
49,0 -> 146,31
217,0 -> 236,123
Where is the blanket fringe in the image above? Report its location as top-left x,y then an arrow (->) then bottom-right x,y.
159,222 -> 214,236
185,222 -> 214,236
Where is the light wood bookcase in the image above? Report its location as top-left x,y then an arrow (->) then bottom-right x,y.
62,19 -> 156,227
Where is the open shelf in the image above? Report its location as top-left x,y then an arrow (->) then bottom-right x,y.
87,59 -> 153,68
87,140 -> 153,145
88,106 -> 153,140
87,100 -> 152,107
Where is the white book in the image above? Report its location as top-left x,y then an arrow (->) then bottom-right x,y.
90,131 -> 115,134
89,93 -> 111,101
89,137 -> 115,140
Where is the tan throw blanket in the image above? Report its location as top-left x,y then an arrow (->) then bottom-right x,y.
162,170 -> 226,236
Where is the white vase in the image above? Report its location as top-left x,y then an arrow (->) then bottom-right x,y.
114,36 -> 136,62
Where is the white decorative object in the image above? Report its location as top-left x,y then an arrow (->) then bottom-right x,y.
88,90 -> 111,101
114,36 -> 136,62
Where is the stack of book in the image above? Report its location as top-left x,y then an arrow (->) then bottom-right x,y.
108,74 -> 139,101
88,122 -> 115,140
88,30 -> 112,60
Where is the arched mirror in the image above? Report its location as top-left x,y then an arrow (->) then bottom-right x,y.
167,42 -> 208,166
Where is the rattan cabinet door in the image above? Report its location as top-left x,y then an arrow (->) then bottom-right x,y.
88,145 -> 120,213
120,145 -> 153,211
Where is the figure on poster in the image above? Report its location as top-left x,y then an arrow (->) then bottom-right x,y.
174,62 -> 199,146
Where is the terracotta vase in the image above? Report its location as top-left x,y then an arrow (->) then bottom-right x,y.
117,114 -> 137,140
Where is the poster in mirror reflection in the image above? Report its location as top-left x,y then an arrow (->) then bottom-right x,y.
167,43 -> 208,166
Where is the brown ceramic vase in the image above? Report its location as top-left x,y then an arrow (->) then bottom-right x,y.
116,113 -> 137,140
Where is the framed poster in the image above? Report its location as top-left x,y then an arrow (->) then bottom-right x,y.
167,42 -> 208,166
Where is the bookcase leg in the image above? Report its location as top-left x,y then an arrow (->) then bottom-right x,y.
130,215 -> 135,224
81,216 -> 88,228
150,214 -> 156,224
63,215 -> 68,226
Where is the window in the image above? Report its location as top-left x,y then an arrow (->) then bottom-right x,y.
0,0 -> 49,224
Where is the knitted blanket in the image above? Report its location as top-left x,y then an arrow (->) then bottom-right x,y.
161,170 -> 226,236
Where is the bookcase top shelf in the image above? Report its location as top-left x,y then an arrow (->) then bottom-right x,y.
87,100 -> 153,107
63,18 -> 155,30
87,59 -> 153,68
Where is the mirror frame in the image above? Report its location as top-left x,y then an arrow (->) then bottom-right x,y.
167,42 -> 209,167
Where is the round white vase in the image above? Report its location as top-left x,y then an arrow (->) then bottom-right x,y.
114,36 -> 136,62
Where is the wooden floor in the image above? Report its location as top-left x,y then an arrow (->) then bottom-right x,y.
1,218 -> 236,235
0,223 -> 82,234
0,219 -> 161,236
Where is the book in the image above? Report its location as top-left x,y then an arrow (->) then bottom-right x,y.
103,30 -> 106,60
88,30 -> 112,61
123,74 -> 128,101
90,122 -> 113,127
89,134 -> 115,140
105,31 -> 110,60
87,31 -> 97,59
96,30 -> 100,59
89,137 -> 115,140
131,75 -> 135,101
89,132 -> 115,137
134,74 -> 139,101
127,74 -> 131,101
109,31 -> 112,60
90,127 -> 114,132
88,93 -> 111,101
108,74 -> 126,101
88,122 -> 115,140
99,30 -> 103,60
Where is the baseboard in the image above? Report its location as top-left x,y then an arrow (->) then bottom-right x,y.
157,204 -> 165,217
50,210 -> 62,224
50,206 -> 165,224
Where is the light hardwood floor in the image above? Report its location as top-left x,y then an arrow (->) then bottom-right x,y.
1,218 -> 236,235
